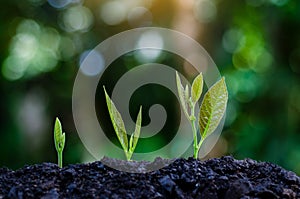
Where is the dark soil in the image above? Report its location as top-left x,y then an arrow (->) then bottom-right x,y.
0,156 -> 299,199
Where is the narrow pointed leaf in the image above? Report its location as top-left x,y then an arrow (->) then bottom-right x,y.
191,73 -> 203,103
104,87 -> 128,151
199,77 -> 228,139
129,106 -> 142,153
176,71 -> 189,118
129,133 -> 133,151
184,84 -> 189,106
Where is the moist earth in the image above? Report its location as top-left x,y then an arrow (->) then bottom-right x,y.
0,156 -> 299,199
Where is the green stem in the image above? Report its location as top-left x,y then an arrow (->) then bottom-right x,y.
196,138 -> 204,158
190,103 -> 198,159
125,151 -> 132,161
58,151 -> 63,168
191,119 -> 198,158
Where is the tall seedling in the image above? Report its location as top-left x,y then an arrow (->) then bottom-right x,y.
176,72 -> 228,158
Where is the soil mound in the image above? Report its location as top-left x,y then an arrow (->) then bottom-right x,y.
0,156 -> 299,198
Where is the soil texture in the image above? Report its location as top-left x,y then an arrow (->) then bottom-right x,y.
0,156 -> 299,199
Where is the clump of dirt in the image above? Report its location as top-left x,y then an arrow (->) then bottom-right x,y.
0,156 -> 299,198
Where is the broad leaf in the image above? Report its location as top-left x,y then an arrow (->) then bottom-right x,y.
191,73 -> 203,103
176,71 -> 189,118
54,118 -> 65,152
104,87 -> 128,151
199,77 -> 228,139
129,106 -> 142,153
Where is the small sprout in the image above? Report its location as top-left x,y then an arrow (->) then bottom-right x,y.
103,86 -> 142,161
54,117 -> 66,168
176,72 -> 228,158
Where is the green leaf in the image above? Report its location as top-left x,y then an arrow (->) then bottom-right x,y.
54,118 -> 65,152
129,106 -> 142,153
103,86 -> 128,152
54,118 -> 62,150
199,77 -> 228,139
61,132 -> 65,149
176,71 -> 189,118
184,84 -> 189,106
191,73 -> 203,103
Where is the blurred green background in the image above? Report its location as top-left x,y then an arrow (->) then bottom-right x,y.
1,0 -> 300,174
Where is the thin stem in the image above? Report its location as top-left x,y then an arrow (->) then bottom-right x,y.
190,103 -> 198,158
58,151 -> 63,168
196,138 -> 204,158
191,119 -> 198,158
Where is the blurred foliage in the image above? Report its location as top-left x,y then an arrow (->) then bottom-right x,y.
0,0 -> 300,174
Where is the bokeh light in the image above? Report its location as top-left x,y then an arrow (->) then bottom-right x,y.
100,1 -> 128,26
127,6 -> 152,27
79,50 -> 105,76
48,0 -> 73,9
194,0 -> 217,23
2,19 -> 60,80
61,5 -> 93,32
134,31 -> 164,63
222,28 -> 244,54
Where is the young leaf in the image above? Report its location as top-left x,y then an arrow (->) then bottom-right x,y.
54,118 -> 65,152
198,77 -> 228,139
176,71 -> 189,118
184,84 -> 189,106
103,87 -> 128,152
129,106 -> 142,153
191,73 -> 203,103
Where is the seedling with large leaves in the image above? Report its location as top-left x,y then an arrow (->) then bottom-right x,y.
176,72 -> 228,158
104,87 -> 142,161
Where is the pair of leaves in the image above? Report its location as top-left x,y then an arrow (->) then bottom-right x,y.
104,87 -> 142,160
176,71 -> 203,119
54,118 -> 65,153
176,72 -> 228,140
